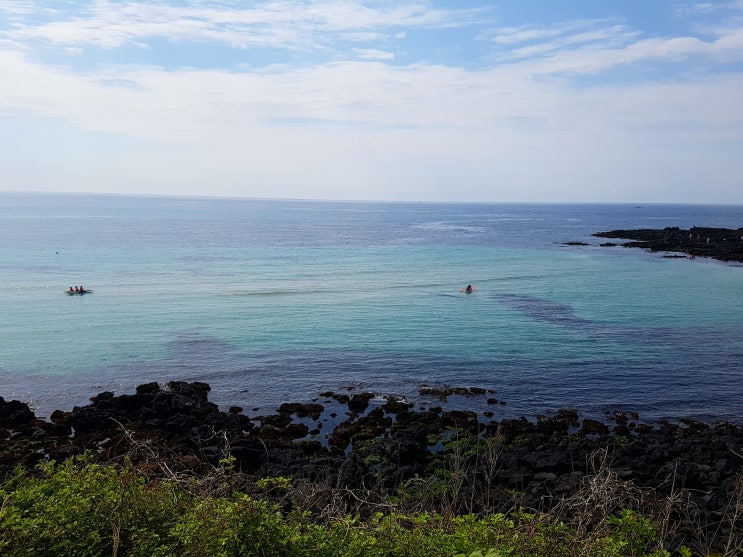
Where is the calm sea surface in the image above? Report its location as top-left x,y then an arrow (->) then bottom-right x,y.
1,193 -> 742,422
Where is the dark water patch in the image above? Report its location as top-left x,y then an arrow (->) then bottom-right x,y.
165,347 -> 743,425
490,293 -> 743,356
4,343 -> 743,426
491,293 -> 592,328
4,324 -> 742,424
162,329 -> 240,365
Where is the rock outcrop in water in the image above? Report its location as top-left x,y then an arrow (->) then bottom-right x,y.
594,226 -> 743,262
2,382 -> 743,549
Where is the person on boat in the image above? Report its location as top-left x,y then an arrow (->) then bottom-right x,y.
74,286 -> 79,292
69,287 -> 74,293
465,284 -> 472,294
79,286 -> 85,293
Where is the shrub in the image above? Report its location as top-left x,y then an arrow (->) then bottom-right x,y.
0,453 -> 692,557
0,457 -> 182,557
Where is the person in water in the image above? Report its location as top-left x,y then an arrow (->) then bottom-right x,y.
465,284 -> 472,293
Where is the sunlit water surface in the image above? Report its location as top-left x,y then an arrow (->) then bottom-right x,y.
1,194 -> 742,422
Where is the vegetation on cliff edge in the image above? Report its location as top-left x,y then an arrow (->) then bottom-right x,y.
1,451 -> 721,557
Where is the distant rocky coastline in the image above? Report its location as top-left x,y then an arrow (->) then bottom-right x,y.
2,381 -> 743,548
593,226 -> 743,262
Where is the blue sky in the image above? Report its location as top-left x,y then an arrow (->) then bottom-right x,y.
1,1 -> 742,203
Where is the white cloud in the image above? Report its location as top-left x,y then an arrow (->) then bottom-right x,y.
1,1 -> 743,202
491,25 -> 565,46
0,1 -> 40,17
354,48 -> 394,60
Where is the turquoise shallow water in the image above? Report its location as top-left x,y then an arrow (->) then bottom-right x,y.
1,194 -> 742,421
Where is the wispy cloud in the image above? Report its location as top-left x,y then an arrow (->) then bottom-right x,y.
504,23 -> 639,61
490,19 -> 627,47
3,1 -> 486,54
676,2 -> 729,16
483,9 -> 743,79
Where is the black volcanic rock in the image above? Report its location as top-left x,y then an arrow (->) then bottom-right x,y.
0,397 -> 36,428
594,226 -> 743,262
347,393 -> 375,413
2,381 -> 743,552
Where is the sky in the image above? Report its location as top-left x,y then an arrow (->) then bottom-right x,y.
1,1 -> 743,203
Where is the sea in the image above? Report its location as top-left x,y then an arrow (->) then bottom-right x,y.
1,193 -> 742,423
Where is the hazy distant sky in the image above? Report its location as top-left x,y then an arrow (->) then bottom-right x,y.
1,1 -> 742,203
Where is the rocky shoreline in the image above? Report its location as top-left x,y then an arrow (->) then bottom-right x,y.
2,381 -> 742,547
593,226 -> 743,262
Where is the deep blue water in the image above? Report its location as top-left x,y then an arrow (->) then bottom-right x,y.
1,193 -> 742,422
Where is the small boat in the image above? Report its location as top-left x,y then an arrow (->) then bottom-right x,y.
65,289 -> 93,295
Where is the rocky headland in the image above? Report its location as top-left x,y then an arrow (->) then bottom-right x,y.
593,226 -> 743,262
2,380 -> 742,548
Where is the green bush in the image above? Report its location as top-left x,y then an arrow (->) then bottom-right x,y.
0,457 -> 182,557
0,455 -> 684,557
